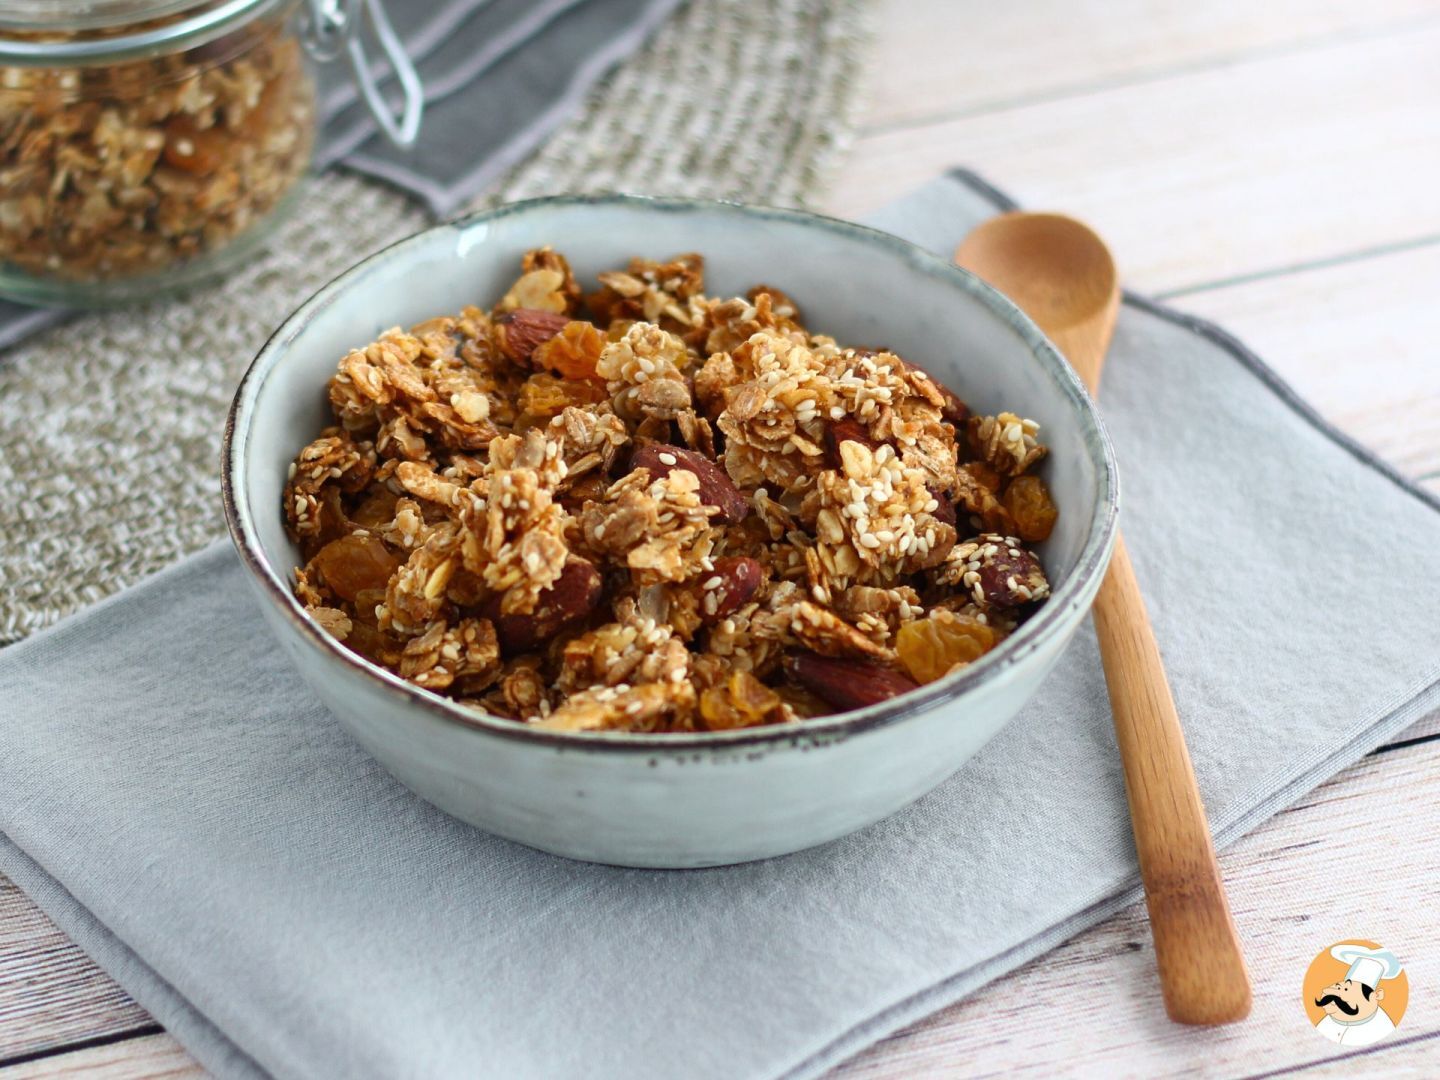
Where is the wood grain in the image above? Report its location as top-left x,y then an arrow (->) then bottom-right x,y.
1168,240 -> 1440,480
1092,536 -> 1251,1025
0,879 -> 151,1064
5,1034 -> 200,1079
866,0 -> 1440,129
830,735 -> 1440,1078
833,24 -> 1440,295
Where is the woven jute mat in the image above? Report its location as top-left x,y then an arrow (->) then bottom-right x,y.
0,0 -> 872,645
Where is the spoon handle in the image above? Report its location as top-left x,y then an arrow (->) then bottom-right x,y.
1091,532 -> 1252,1024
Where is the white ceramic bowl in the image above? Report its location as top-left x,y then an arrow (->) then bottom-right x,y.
223,195 -> 1119,868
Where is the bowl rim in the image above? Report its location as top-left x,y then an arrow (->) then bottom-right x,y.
223,193 -> 1120,752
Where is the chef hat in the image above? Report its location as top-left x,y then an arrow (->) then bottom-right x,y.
1330,944 -> 1403,989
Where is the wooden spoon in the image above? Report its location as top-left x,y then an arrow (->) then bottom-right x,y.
956,212 -> 1252,1026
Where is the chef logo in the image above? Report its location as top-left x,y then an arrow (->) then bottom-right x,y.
1303,939 -> 1407,1048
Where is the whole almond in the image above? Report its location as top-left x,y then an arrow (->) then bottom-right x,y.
496,308 -> 571,365
697,555 -> 763,623
630,443 -> 750,523
785,652 -> 919,712
899,357 -> 969,425
482,557 -> 603,654
824,417 -> 882,469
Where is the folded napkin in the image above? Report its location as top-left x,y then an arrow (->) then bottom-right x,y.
0,0 -> 681,350
3,173 -> 1438,1080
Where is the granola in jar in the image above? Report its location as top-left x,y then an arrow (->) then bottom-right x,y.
283,249 -> 1062,733
0,0 -> 389,305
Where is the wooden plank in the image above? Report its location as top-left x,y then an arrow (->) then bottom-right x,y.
0,879 -> 151,1063
865,0 -> 1439,129
828,25 -> 1440,295
829,737 -> 1440,1078
4,1033 -> 200,1079
1167,241 -> 1440,482
1283,1031 -> 1440,1076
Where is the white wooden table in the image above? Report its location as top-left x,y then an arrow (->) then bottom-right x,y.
3,2 -> 1439,1075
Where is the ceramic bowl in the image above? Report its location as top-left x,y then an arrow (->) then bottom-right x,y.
223,195 -> 1119,868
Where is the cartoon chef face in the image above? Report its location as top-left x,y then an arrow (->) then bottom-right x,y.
1314,948 -> 1399,1024
1314,976 -> 1383,1022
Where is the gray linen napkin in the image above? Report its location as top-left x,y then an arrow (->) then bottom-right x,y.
2,173 -> 1438,1080
0,0 -> 681,349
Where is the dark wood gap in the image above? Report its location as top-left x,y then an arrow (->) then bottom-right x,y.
0,1024 -> 164,1070
1370,729 -> 1440,756
1241,1027 -> 1440,1078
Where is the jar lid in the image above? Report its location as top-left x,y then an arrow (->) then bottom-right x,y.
0,1 -> 229,32
0,0 -> 294,61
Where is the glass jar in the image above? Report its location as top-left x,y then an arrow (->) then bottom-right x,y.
0,0 -> 421,307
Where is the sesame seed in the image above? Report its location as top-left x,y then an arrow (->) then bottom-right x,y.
658,452 -> 677,466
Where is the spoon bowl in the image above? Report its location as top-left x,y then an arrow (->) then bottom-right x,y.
956,212 -> 1119,392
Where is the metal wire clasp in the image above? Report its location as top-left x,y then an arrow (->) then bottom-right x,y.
300,0 -> 423,148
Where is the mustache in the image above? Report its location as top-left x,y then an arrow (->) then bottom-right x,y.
1315,994 -> 1360,1015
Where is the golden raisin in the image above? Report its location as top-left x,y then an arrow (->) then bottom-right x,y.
517,372 -> 606,419
162,117 -> 229,175
959,460 -> 1004,492
699,671 -> 788,730
350,488 -> 399,529
532,320 -> 606,381
1001,475 -> 1058,542
896,610 -> 996,684
344,621 -> 405,668
351,588 -> 387,625
311,534 -> 400,602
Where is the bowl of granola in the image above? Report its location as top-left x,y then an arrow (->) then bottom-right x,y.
223,195 -> 1119,867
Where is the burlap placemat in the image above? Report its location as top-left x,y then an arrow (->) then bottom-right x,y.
0,0 -> 872,644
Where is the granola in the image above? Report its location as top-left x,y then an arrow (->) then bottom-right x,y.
0,13 -> 314,285
284,248 -> 1061,732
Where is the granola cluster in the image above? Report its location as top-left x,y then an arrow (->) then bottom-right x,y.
0,15 -> 313,284
283,249 -> 1061,733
